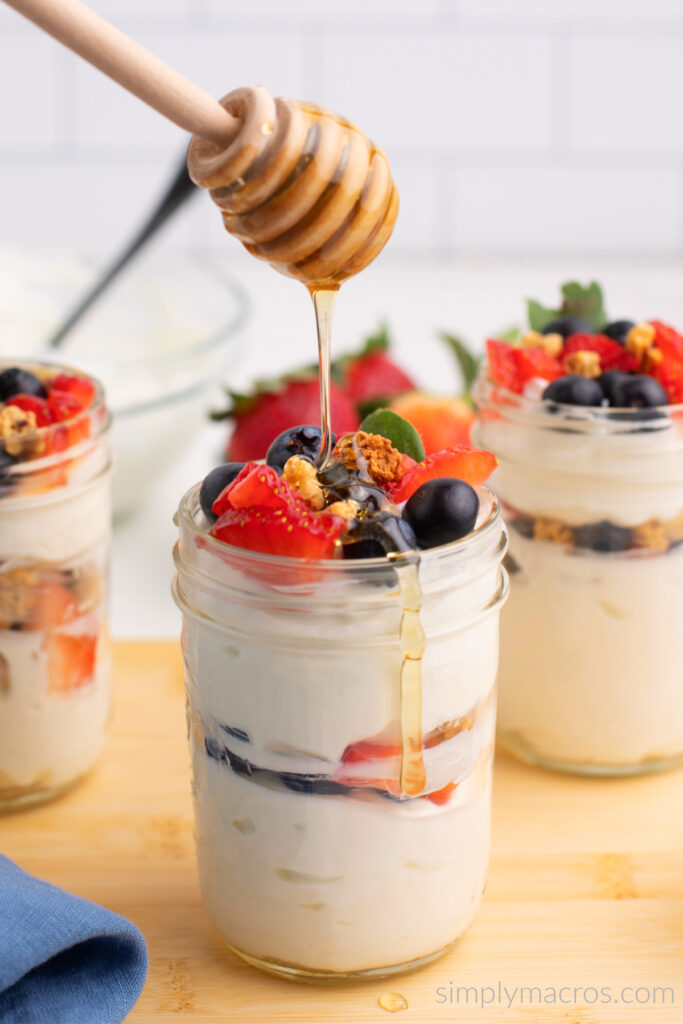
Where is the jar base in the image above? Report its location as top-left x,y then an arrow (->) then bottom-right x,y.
499,732 -> 683,778
224,939 -> 456,984
0,768 -> 94,815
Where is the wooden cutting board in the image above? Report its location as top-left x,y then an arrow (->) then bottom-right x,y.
1,642 -> 681,1023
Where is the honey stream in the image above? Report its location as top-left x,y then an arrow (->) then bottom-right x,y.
311,287 -> 426,796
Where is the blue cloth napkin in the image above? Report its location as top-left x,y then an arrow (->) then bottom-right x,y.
0,854 -> 148,1024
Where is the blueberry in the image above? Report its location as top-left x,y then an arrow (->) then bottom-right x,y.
541,317 -> 593,339
343,514 -> 417,559
597,370 -> 631,405
403,478 -> 479,550
610,374 -> 668,409
603,320 -> 635,345
0,367 -> 47,401
266,425 -> 335,474
199,462 -> 245,521
542,374 -> 604,407
0,447 -> 15,497
574,521 -> 632,553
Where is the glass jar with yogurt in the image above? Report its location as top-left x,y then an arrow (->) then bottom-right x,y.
173,482 -> 507,981
474,373 -> 683,775
0,361 -> 112,810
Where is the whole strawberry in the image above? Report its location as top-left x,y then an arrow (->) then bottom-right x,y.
341,325 -> 415,413
220,377 -> 359,462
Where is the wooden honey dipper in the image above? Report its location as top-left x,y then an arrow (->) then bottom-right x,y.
4,0 -> 398,288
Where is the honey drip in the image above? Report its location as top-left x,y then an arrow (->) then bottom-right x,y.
394,559 -> 427,796
311,288 -> 338,469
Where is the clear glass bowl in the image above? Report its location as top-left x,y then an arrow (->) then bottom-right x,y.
0,248 -> 249,516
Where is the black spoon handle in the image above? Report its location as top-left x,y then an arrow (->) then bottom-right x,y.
48,155 -> 197,349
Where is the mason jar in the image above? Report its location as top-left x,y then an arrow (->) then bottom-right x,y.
172,483 -> 507,981
0,361 -> 112,811
474,372 -> 683,776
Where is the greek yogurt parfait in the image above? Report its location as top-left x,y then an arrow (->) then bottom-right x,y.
173,420 -> 507,979
0,362 -> 112,810
474,282 -> 683,775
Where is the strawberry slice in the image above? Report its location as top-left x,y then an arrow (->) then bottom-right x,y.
46,632 -> 97,694
50,373 -> 96,410
386,446 -> 498,504
487,340 -> 521,392
649,320 -> 683,362
655,358 -> 683,405
213,462 -> 308,518
426,781 -> 458,806
563,333 -> 637,372
341,736 -> 401,764
48,389 -> 83,423
33,582 -> 79,629
211,506 -> 345,558
8,394 -> 53,427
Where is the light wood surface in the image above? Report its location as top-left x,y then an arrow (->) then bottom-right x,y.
1,641 -> 681,1022
2,0 -> 237,144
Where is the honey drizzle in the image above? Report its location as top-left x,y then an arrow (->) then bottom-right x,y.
394,558 -> 427,796
311,287 -> 338,470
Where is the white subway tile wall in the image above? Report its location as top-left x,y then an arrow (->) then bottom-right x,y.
0,0 -> 682,253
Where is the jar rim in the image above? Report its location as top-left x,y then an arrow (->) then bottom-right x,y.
175,480 -> 504,574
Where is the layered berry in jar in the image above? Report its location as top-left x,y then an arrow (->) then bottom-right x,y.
173,425 -> 508,979
0,362 -> 112,810
474,284 -> 683,775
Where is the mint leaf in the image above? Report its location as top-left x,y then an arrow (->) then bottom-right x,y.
560,281 -> 607,330
527,299 -> 558,332
358,322 -> 390,356
498,325 -> 521,344
359,408 -> 425,462
439,332 -> 481,393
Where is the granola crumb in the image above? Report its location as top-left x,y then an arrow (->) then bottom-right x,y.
283,455 -> 325,510
325,499 -> 360,521
0,405 -> 39,457
664,510 -> 683,543
335,431 -> 403,485
522,330 -> 563,358
562,350 -> 601,378
633,519 -> 670,552
0,566 -> 40,628
626,322 -> 656,366
533,517 -> 573,546
642,346 -> 663,374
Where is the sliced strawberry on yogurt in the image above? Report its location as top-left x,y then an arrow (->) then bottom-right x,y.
210,505 -> 345,558
8,393 -> 53,427
50,373 -> 96,410
386,446 -> 498,504
46,632 -> 98,694
216,462 -> 308,517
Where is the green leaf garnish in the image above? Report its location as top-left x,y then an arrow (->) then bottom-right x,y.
527,280 -> 608,333
498,325 -> 521,344
358,408 -> 425,461
438,332 -> 481,394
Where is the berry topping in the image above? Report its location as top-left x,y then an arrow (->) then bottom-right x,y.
344,348 -> 414,409
597,370 -> 631,405
211,506 -> 345,559
199,462 -> 246,521
46,390 -> 82,423
50,373 -> 96,409
0,367 -> 47,402
542,374 -> 604,407
343,514 -> 417,559
403,478 -> 479,549
266,424 -> 334,474
563,333 -> 634,373
387,446 -> 497,505
211,462 -> 303,518
609,373 -> 668,409
8,394 -> 53,427
486,340 -> 563,394
541,316 -> 593,339
603,319 -> 635,344
46,632 -> 98,694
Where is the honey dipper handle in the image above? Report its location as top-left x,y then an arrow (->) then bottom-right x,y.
3,0 -> 238,144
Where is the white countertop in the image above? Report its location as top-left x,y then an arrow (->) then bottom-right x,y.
110,253 -> 683,638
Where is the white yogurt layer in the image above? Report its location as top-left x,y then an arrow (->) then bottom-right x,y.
0,622 -> 111,791
193,744 -> 492,973
498,535 -> 683,768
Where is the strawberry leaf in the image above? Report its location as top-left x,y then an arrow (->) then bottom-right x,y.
527,298 -> 558,333
439,332 -> 481,394
560,281 -> 607,330
359,408 -> 426,461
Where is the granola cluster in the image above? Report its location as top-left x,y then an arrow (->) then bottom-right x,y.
509,506 -> 683,556
334,431 -> 403,486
